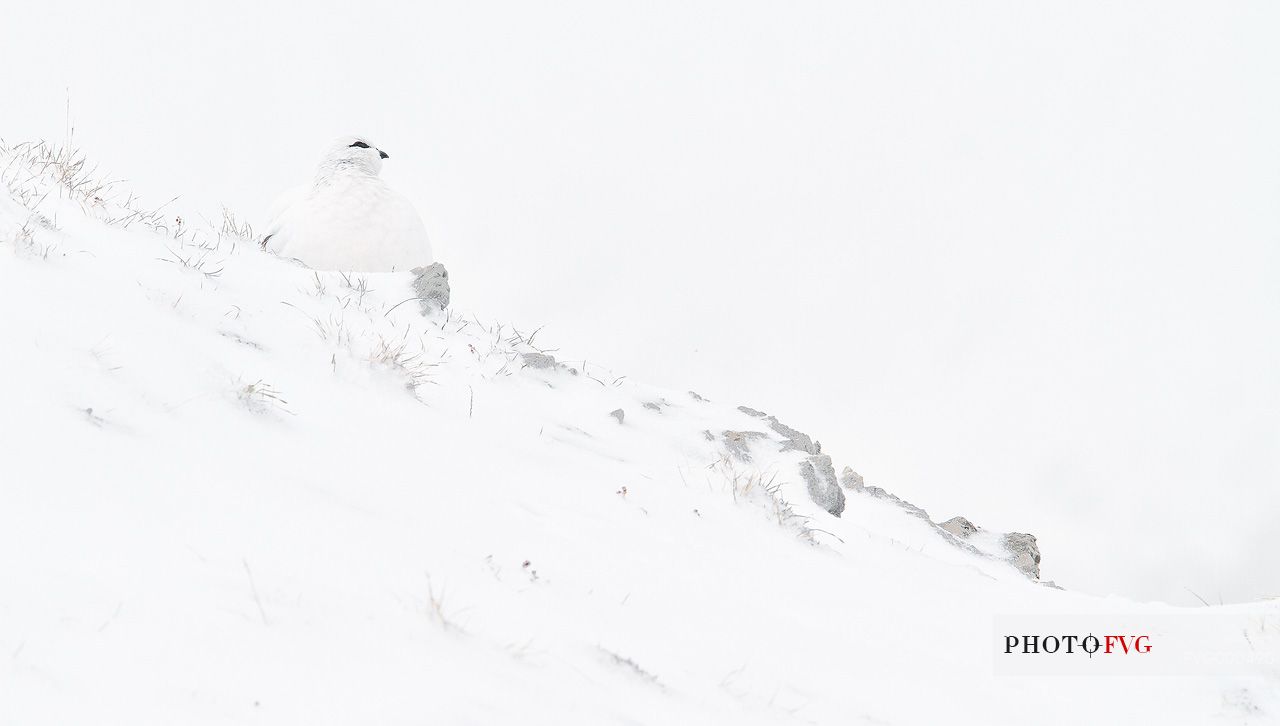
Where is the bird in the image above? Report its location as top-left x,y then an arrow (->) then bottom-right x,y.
261,136 -> 433,273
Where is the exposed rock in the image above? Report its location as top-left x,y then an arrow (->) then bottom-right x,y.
609,408 -> 625,424
688,391 -> 708,402
730,406 -> 1048,577
735,406 -> 818,455
767,420 -> 817,455
521,352 -> 559,370
721,430 -> 768,463
935,515 -> 1042,580
410,262 -> 450,313
642,401 -> 663,413
839,466 -> 865,490
798,454 -> 845,517
859,485 -> 931,522
1003,532 -> 1041,580
939,516 -> 979,538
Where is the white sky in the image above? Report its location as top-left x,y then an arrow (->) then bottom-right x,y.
3,0 -> 1277,605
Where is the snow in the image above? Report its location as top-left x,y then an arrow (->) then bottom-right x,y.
2,141 -> 1278,724
5,1 -> 1279,607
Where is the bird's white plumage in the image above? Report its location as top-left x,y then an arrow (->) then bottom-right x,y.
263,136 -> 433,273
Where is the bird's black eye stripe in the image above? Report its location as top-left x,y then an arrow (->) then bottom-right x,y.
349,141 -> 370,149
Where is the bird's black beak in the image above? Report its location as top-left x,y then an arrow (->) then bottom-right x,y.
379,150 -> 390,159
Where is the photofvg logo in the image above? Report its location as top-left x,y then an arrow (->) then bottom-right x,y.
994,613 -> 1280,676
1003,633 -> 1152,657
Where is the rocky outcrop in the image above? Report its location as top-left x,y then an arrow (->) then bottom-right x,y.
939,515 -> 1042,579
843,466 -> 930,521
719,409 -> 1045,577
723,408 -> 835,513
1002,533 -> 1042,580
799,454 -> 845,517
842,472 -> 1042,579
736,406 -> 819,455
719,409 -> 836,514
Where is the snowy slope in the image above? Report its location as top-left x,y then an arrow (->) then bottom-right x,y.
2,140 -> 1278,725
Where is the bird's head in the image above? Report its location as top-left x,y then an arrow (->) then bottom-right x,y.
321,135 -> 390,176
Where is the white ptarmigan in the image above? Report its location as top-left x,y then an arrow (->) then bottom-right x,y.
262,136 -> 433,272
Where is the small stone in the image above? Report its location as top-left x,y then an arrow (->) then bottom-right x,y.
521,352 -> 559,369
839,466 -> 865,490
609,408 -> 625,424
410,262 -> 450,313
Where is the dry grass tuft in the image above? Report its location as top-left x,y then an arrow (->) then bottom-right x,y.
710,456 -> 817,544
370,330 -> 436,392
235,378 -> 291,416
0,139 -> 178,234
425,576 -> 464,633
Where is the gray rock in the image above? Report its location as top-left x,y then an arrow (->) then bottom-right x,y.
734,406 -> 818,455
859,485 -> 931,521
688,391 -> 708,402
609,408 -> 625,424
799,454 -> 845,517
934,516 -> 1042,580
410,262 -> 450,313
939,516 -> 979,538
521,352 -> 559,369
1003,532 -> 1041,579
767,419 -> 817,455
642,401 -> 663,413
839,466 -> 865,490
